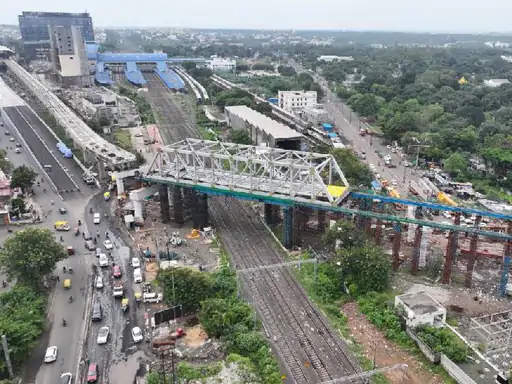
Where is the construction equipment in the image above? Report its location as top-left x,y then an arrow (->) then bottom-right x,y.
186,229 -> 200,239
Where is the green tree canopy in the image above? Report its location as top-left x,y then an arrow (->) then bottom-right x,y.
199,298 -> 253,338
10,197 -> 26,215
10,166 -> 37,192
330,148 -> 373,187
156,267 -> 213,313
0,286 -> 46,374
0,228 -> 67,287
444,153 -> 468,176
227,129 -> 252,145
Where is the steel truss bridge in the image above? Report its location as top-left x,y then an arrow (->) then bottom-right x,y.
138,139 -> 512,241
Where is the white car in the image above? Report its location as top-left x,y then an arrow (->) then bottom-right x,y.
99,254 -> 108,267
44,346 -> 58,363
131,326 -> 143,343
96,276 -> 104,289
59,373 -> 72,384
131,258 -> 140,269
103,240 -> 113,250
93,213 -> 101,224
97,326 -> 110,345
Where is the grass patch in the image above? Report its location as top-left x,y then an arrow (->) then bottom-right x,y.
112,129 -> 133,151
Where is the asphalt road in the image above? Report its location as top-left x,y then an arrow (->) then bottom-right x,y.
82,193 -> 144,384
2,105 -> 82,193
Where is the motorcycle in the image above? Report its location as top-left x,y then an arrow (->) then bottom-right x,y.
68,268 -> 73,274
68,296 -> 73,303
62,318 -> 67,326
89,207 -> 93,214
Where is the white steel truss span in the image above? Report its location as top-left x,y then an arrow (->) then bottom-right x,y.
142,139 -> 350,206
4,59 -> 135,166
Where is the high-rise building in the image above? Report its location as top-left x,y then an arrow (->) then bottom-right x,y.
18,11 -> 94,61
49,25 -> 92,86
278,90 -> 317,113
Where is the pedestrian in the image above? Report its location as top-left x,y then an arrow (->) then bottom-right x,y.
56,276 -> 60,282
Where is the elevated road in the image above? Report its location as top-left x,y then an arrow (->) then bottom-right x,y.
3,106 -> 79,192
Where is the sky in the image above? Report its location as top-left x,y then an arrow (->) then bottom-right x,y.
2,0 -> 512,33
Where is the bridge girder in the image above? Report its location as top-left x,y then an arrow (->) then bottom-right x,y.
142,139 -> 350,207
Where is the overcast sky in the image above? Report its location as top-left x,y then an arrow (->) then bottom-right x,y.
2,0 -> 512,33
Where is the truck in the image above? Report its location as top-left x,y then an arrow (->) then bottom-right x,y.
113,283 -> 124,298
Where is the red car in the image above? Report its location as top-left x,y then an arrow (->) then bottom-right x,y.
112,265 -> 122,278
87,363 -> 99,383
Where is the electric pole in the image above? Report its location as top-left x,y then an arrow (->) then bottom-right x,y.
2,335 -> 13,379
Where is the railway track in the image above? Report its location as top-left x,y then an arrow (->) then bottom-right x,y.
143,75 -> 363,383
211,198 -> 363,383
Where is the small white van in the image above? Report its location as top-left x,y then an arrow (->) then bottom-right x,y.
133,268 -> 143,283
143,292 -> 163,303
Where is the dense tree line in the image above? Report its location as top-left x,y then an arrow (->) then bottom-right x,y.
311,46 -> 512,198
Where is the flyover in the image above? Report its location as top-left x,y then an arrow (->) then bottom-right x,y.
3,59 -> 136,175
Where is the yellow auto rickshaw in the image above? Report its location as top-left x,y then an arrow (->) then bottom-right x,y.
63,279 -> 71,289
121,298 -> 129,312
134,292 -> 142,305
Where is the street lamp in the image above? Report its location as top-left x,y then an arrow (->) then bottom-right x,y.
406,142 -> 430,183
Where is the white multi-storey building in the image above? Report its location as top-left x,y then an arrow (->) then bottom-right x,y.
206,57 -> 236,71
278,90 -> 317,112
49,25 -> 91,86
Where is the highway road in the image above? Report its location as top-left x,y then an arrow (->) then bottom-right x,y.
2,105 -> 84,194
0,110 -> 97,383
82,193 -> 145,384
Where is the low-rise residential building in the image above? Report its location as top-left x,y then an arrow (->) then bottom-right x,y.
206,57 -> 236,71
317,55 -> 354,62
484,79 -> 510,87
278,90 -> 317,112
395,291 -> 447,328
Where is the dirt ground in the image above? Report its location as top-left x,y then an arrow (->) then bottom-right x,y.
182,325 -> 208,347
342,302 -> 445,384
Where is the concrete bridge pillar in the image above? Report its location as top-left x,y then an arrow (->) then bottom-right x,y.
197,193 -> 208,230
183,188 -> 196,221
499,221 -> 512,296
392,223 -> 402,270
317,210 -> 326,233
411,226 -> 423,275
116,177 -> 125,194
98,161 -> 107,181
172,186 -> 184,225
283,207 -> 294,249
264,203 -> 273,225
464,215 -> 482,288
129,186 -> 159,222
442,212 -> 461,284
159,185 -> 170,223
375,219 -> 383,245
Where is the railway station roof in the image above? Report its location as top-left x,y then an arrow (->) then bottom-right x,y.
86,43 -> 99,60
225,105 -> 303,140
97,52 -> 168,63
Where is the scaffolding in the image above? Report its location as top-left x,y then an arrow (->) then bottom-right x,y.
470,310 -> 512,354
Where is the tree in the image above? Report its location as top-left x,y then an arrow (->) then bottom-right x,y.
182,61 -> 197,71
10,165 -> 37,192
330,148 -> 373,187
156,267 -> 213,313
0,285 -> 46,374
227,129 -> 252,145
444,153 -> 468,176
336,244 -> 392,295
135,151 -> 146,166
10,198 -> 26,215
277,65 -> 296,77
98,116 -> 110,127
199,298 -> 253,338
0,228 -> 67,287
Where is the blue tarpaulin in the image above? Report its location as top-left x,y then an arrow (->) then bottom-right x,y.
267,98 -> 278,104
371,180 -> 382,191
57,142 -> 73,158
322,123 -> 333,131
328,132 -> 338,138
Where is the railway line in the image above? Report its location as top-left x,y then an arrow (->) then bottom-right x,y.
143,74 -> 364,383
211,198 -> 363,383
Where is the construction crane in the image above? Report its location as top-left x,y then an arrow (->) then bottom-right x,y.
319,363 -> 408,384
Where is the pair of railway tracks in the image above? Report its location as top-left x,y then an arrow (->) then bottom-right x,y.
211,198 -> 363,383
143,76 -> 364,383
